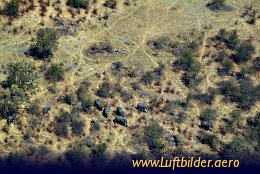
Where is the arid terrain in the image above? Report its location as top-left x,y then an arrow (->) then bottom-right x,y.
0,0 -> 259,168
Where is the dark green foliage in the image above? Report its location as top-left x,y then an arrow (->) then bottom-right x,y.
65,142 -> 87,165
233,41 -> 255,63
215,29 -> 239,49
216,51 -> 233,75
141,63 -> 165,85
92,143 -> 108,159
96,82 -> 114,98
29,28 -> 59,60
227,30 -> 239,49
219,80 -> 240,102
246,113 -> 260,142
144,121 -> 165,153
6,62 -> 36,90
71,119 -> 85,136
194,87 -> 217,105
220,138 -> 254,160
45,64 -> 64,82
63,94 -> 73,105
199,108 -> 218,123
219,79 -> 260,110
212,0 -> 225,6
252,56 -> 260,72
0,87 -> 27,119
197,130 -> 221,150
174,48 -> 201,87
220,110 -> 242,135
54,110 -> 71,137
67,0 -> 89,9
2,0 -> 19,16
27,101 -> 41,116
55,122 -> 68,137
76,85 -> 93,112
175,48 -> 200,72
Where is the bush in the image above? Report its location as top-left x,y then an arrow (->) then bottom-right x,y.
45,64 -> 64,82
27,101 -> 41,116
92,143 -> 108,159
28,28 -> 59,60
220,138 -> 254,160
90,120 -> 100,133
219,79 -> 260,110
71,119 -> 85,136
233,41 -> 255,63
141,63 -> 165,85
6,62 -> 36,90
54,110 -> 71,137
55,122 -> 68,137
65,142 -> 87,165
96,82 -> 114,98
215,30 -> 239,49
76,85 -> 93,112
2,0 -> 19,16
67,0 -> 89,9
197,130 -> 221,150
144,121 -> 165,153
252,56 -> 260,72
175,48 -> 200,73
194,87 -> 217,105
199,108 -> 218,122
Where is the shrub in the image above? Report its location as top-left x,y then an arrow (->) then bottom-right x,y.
218,58 -> 233,75
67,0 -> 89,9
194,87 -> 217,105
96,82 -> 114,98
219,80 -> 240,102
92,143 -> 108,159
199,108 -> 218,122
212,0 -> 225,6
27,101 -> 41,116
175,48 -> 200,73
76,85 -> 93,112
63,94 -> 77,105
55,122 -> 68,137
219,79 -> 260,110
28,28 -> 59,60
2,0 -> 19,16
45,63 -> 64,82
6,62 -> 36,90
226,30 -> 239,49
220,138 -> 254,160
197,130 -> 221,150
141,63 -> 165,85
144,121 -> 165,153
71,119 -> 85,136
233,41 -> 255,63
252,56 -> 260,72
65,142 -> 87,165
90,120 -> 100,132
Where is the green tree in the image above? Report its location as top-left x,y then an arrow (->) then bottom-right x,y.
29,28 -> 59,60
233,41 -> 255,63
67,0 -> 89,9
45,63 -> 64,82
92,143 -> 108,159
2,0 -> 19,16
7,61 -> 36,90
